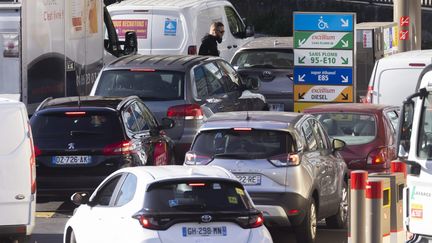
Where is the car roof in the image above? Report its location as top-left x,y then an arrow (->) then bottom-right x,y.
0,98 -> 24,107
36,96 -> 135,112
104,55 -> 219,72
239,37 -> 293,50
200,111 -> 304,131
111,0 -> 217,9
303,103 -> 399,113
375,49 -> 432,68
118,165 -> 236,182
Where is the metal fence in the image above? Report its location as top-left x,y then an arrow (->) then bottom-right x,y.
340,0 -> 432,7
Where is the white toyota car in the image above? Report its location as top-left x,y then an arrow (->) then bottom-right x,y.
63,166 -> 273,243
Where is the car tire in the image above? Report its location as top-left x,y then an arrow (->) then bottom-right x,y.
295,199 -> 317,243
69,230 -> 77,243
325,181 -> 348,229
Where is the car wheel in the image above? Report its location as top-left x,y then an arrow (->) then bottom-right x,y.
69,230 -> 77,243
295,199 -> 317,243
326,181 -> 348,229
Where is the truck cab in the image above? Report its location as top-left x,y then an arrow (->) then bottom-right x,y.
398,64 -> 432,241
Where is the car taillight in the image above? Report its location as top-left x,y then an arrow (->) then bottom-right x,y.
65,111 -> 86,117
103,140 -> 136,155
188,45 -> 197,55
28,124 -> 36,194
365,86 -> 373,103
367,147 -> 389,165
133,215 -> 164,230
268,153 -> 300,167
34,145 -> 42,157
167,104 -> 203,120
236,213 -> 264,229
153,141 -> 168,165
184,151 -> 212,165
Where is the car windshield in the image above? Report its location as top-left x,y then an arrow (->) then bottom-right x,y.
314,113 -> 376,145
191,129 -> 294,159
144,180 -> 253,213
95,70 -> 184,101
417,94 -> 432,159
31,112 -> 124,143
231,49 -> 294,69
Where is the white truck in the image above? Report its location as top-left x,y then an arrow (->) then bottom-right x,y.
0,0 -> 136,114
398,64 -> 432,242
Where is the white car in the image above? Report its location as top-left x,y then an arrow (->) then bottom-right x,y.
63,166 -> 273,243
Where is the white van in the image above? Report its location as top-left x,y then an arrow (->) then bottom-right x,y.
0,99 -> 36,242
365,50 -> 432,105
107,0 -> 254,61
398,64 -> 432,242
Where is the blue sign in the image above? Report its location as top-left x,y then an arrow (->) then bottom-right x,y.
164,19 -> 177,36
294,67 -> 353,85
294,13 -> 354,32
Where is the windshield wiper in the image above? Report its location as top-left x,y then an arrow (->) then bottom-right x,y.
213,153 -> 253,159
70,130 -> 103,136
248,64 -> 277,69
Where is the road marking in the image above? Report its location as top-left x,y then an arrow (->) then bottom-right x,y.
36,212 -> 55,218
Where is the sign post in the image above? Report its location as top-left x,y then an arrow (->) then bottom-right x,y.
293,12 -> 356,112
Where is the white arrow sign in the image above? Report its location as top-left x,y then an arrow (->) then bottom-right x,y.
340,18 -> 349,27
298,74 -> 306,82
341,40 -> 349,48
341,75 -> 349,83
298,39 -> 306,47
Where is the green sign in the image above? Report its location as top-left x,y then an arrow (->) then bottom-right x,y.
294,31 -> 353,49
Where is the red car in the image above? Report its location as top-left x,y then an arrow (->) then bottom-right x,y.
304,103 -> 399,173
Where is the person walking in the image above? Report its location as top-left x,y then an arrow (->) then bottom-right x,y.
198,22 -> 225,56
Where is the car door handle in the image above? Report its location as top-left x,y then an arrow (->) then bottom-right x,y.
233,45 -> 238,48
227,46 -> 232,49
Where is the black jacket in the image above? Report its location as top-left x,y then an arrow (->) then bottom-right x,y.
198,34 -> 219,56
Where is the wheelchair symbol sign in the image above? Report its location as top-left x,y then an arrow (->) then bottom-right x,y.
164,19 -> 177,36
318,16 -> 329,30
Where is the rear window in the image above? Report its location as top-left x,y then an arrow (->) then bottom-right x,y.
95,70 -> 184,101
231,49 -> 294,69
145,180 -> 252,213
313,113 -> 376,145
31,112 -> 124,143
191,129 -> 294,159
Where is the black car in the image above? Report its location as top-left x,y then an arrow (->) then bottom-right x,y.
231,37 -> 294,112
30,96 -> 175,196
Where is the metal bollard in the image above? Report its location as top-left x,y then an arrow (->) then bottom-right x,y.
391,160 -> 407,179
370,172 -> 406,243
349,170 -> 368,243
366,178 -> 391,243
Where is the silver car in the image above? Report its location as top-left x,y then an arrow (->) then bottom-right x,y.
184,111 -> 348,243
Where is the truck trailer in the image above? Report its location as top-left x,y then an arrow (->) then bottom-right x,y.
0,0 -> 136,114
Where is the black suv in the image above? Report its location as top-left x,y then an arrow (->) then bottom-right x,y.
30,96 -> 175,196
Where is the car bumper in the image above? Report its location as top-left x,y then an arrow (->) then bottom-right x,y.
249,192 -> 309,227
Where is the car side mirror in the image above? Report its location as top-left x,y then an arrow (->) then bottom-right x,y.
245,25 -> 255,38
160,118 -> 175,130
71,192 -> 90,206
242,76 -> 259,90
332,138 -> 346,152
123,31 -> 138,55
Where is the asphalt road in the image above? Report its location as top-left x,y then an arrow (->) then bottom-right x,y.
32,200 -> 347,243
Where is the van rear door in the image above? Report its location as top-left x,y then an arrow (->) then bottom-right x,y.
110,8 -> 186,55
110,8 -> 154,54
0,101 -> 33,227
0,4 -> 21,100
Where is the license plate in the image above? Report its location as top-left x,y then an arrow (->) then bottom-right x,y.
182,226 -> 227,237
269,103 -> 284,111
52,156 -> 91,165
236,174 -> 261,185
